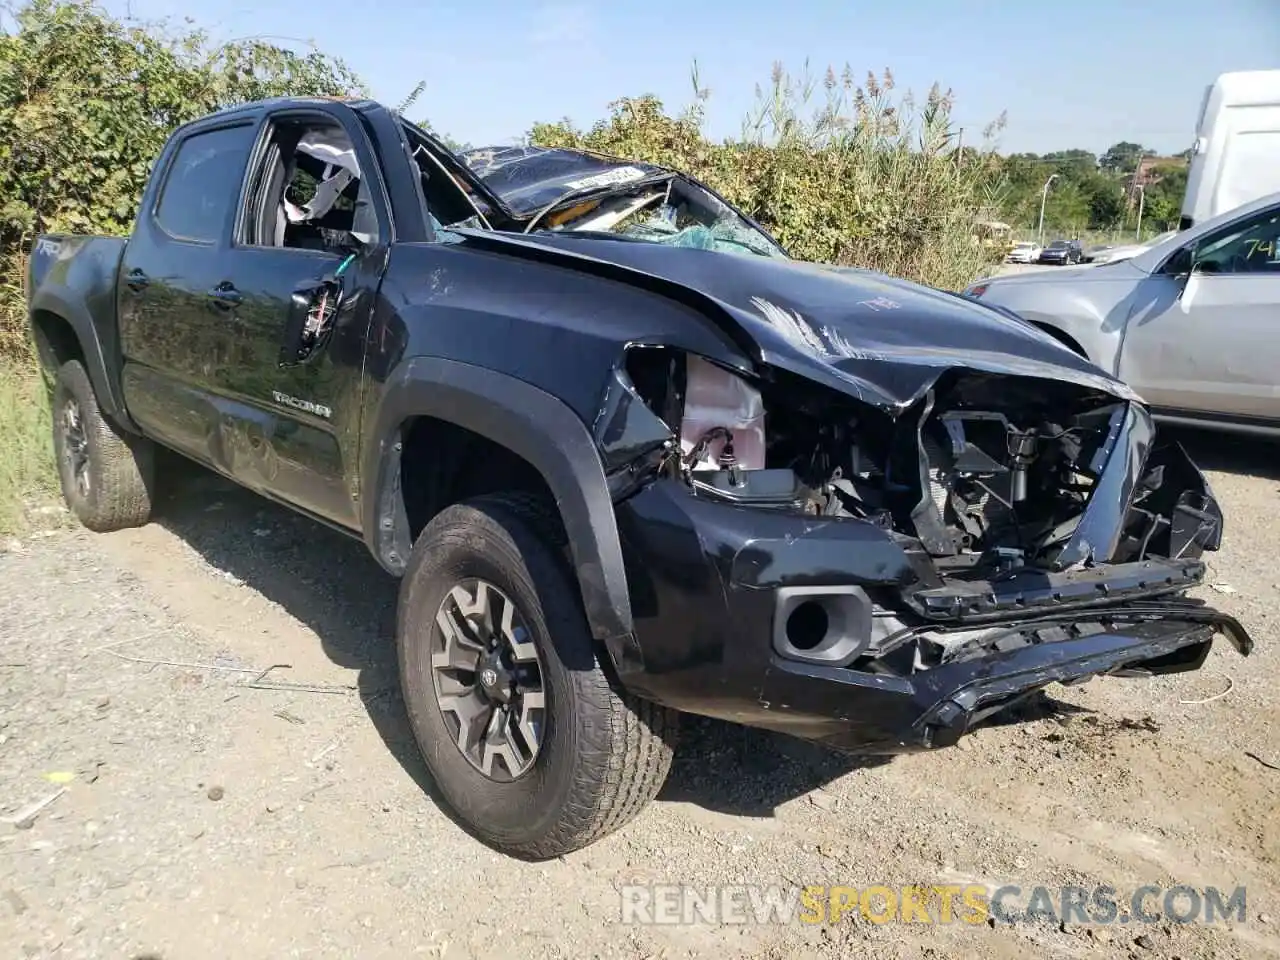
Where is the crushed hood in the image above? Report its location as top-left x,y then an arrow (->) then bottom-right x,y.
453,229 -> 1142,412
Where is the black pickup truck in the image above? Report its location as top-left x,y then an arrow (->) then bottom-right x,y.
27,96 -> 1252,859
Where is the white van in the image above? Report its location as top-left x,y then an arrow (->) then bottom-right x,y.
1181,70 -> 1280,229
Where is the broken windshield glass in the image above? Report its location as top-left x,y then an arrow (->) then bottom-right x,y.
538,178 -> 787,259
455,145 -> 787,259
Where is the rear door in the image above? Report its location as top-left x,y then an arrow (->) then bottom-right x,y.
117,117 -> 259,457
207,103 -> 392,528
1117,202 -> 1280,422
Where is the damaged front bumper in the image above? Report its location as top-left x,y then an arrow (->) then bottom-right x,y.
766,606 -> 1251,752
611,479 -> 1253,754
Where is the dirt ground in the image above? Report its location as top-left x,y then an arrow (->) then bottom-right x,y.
1,429 -> 1278,960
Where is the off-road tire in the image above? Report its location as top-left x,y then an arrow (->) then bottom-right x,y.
397,492 -> 677,859
51,359 -> 154,532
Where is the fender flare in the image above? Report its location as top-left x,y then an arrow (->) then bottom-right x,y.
29,287 -> 135,431
362,356 -> 633,642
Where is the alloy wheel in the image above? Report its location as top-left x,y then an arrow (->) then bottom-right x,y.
429,578 -> 546,780
60,397 -> 91,499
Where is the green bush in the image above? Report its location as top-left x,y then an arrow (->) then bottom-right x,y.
530,64 -> 1005,291
0,5 -> 1004,363
0,355 -> 56,533
0,0 -> 362,357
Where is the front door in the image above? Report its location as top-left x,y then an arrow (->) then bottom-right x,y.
1117,202 -> 1280,422
205,107 -> 391,529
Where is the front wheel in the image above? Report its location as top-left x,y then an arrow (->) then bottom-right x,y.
396,493 -> 677,859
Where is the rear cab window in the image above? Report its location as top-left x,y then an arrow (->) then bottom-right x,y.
153,123 -> 257,243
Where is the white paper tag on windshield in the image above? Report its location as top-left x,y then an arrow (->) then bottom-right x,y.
564,166 -> 648,191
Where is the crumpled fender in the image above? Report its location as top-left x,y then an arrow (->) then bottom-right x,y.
363,356 -> 635,646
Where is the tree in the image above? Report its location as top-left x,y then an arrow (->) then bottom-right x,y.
1042,148 -> 1098,179
528,64 -> 1005,290
1141,167 -> 1189,230
1099,141 -> 1153,174
0,0 -> 361,241
1039,178 -> 1091,235
1084,176 -> 1126,228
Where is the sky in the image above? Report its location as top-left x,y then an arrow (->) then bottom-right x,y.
97,0 -> 1280,156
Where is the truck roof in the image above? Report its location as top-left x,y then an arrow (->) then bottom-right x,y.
177,95 -> 383,128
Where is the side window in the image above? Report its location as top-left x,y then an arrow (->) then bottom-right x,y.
240,117 -> 378,252
154,124 -> 256,243
400,122 -> 490,233
1193,207 -> 1280,275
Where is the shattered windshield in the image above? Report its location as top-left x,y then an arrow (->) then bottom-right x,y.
540,179 -> 789,259
455,145 -> 788,259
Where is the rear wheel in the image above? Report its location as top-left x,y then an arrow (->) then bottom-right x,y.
396,492 -> 677,859
51,359 -> 154,532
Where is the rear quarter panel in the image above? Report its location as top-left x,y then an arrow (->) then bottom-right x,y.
27,234 -> 131,422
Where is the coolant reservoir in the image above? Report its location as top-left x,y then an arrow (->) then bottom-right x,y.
679,356 -> 766,470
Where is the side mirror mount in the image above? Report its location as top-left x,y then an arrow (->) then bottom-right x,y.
279,252 -> 359,367
1164,245 -> 1195,277
279,276 -> 342,367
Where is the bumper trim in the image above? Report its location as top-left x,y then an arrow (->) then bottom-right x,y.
765,606 -> 1251,753
912,609 -> 1251,748
904,557 -> 1206,623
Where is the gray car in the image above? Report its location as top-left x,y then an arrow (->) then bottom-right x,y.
966,191 -> 1280,436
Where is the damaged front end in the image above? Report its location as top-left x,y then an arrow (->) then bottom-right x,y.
593,345 -> 1252,753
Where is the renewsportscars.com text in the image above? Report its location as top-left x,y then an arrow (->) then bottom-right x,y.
619,883 -> 1249,926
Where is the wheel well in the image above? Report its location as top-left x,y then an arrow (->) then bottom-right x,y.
1032,323 -> 1088,360
30,310 -> 83,374
399,416 -> 560,542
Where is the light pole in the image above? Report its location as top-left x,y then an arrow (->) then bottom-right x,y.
1134,184 -> 1145,241
1037,174 -> 1058,245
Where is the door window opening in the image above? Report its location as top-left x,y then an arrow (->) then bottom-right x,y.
241,118 -> 377,252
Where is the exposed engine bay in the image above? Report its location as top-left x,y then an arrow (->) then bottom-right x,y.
622,346 -> 1222,592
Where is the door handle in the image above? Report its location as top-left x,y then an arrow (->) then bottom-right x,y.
125,268 -> 149,293
208,282 -> 243,310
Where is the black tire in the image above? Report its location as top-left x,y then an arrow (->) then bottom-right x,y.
396,492 -> 677,859
51,359 -> 154,532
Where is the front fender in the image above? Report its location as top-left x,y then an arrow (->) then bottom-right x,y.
363,356 -> 633,643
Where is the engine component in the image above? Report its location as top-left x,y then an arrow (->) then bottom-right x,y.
689,467 -> 818,511
923,434 -> 952,518
679,356 -> 765,471
1008,428 -> 1038,503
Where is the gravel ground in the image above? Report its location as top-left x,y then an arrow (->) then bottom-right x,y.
1,432 -> 1278,960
